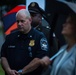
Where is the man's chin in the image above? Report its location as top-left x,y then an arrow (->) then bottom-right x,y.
19,29 -> 23,32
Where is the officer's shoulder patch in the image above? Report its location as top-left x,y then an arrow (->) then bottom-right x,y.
40,38 -> 48,51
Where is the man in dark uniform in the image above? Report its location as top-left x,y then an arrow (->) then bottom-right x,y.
1,9 -> 50,75
28,2 -> 51,43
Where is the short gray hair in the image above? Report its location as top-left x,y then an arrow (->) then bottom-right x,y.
16,9 -> 31,18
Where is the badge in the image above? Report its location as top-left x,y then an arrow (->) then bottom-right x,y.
31,2 -> 35,7
29,40 -> 35,46
40,38 -> 48,51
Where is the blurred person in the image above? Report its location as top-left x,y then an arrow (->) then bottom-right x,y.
1,9 -> 50,75
50,14 -> 76,75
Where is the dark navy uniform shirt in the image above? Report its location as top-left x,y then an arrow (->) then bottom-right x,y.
1,28 -> 49,75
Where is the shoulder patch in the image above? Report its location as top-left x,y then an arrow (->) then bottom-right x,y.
40,38 -> 48,51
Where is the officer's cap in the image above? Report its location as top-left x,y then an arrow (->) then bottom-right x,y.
28,2 -> 42,14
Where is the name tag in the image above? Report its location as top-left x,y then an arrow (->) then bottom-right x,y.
8,45 -> 15,48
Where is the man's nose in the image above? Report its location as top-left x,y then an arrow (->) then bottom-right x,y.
18,21 -> 22,25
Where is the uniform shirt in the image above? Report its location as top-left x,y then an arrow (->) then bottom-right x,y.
1,28 -> 49,75
35,24 -> 50,42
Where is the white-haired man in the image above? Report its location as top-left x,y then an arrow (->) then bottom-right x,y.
1,9 -> 50,75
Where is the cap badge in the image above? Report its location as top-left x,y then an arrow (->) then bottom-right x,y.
31,3 -> 35,7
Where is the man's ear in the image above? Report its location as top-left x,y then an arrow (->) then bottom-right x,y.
29,17 -> 32,23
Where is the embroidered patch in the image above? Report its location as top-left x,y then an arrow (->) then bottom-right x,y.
40,38 -> 48,51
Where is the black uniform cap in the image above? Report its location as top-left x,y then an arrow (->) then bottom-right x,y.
28,2 -> 50,25
28,2 -> 42,14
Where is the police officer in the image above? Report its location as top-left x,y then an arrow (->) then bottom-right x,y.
1,9 -> 50,75
28,2 -> 51,43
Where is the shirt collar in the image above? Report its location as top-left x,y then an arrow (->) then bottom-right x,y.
17,27 -> 34,39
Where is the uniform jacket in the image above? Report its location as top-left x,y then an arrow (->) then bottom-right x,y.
50,44 -> 76,75
1,28 -> 49,75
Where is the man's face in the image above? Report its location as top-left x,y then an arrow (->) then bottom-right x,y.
31,13 -> 42,26
16,13 -> 32,33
